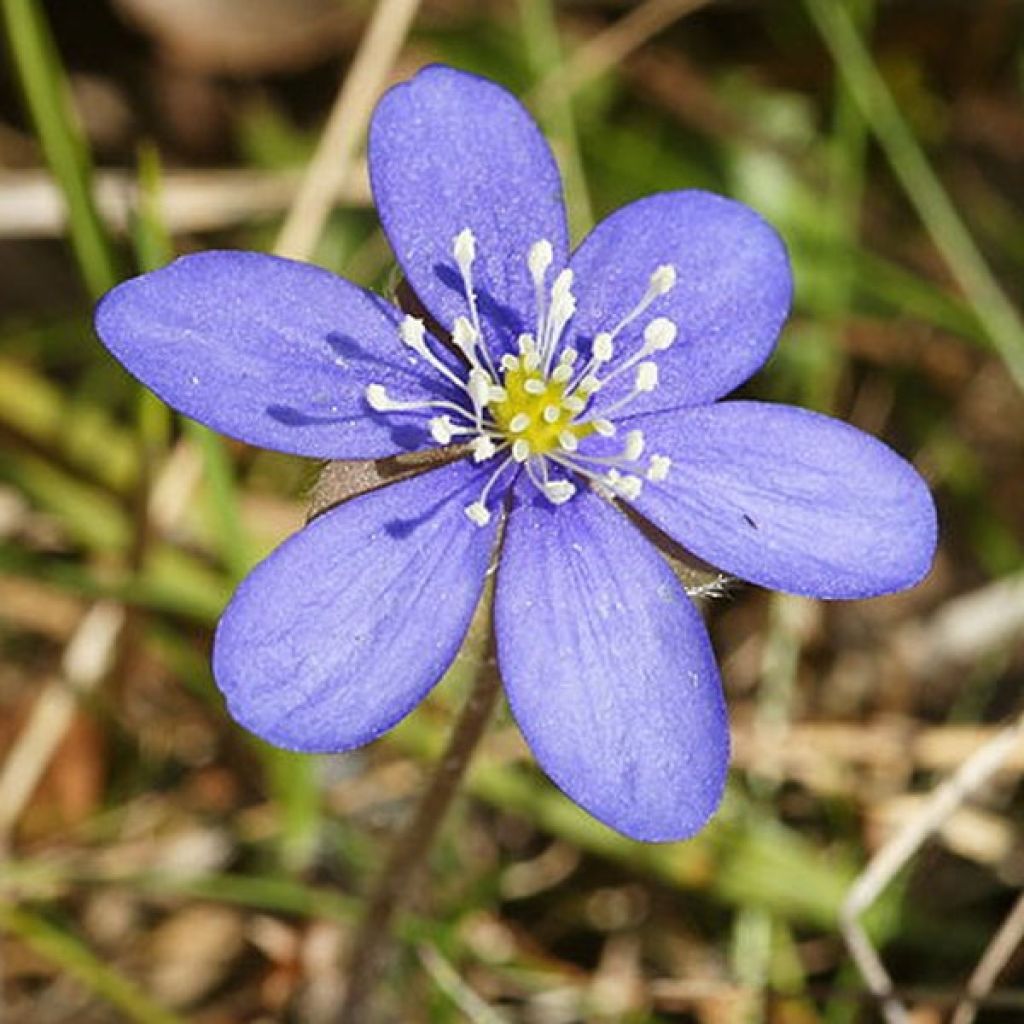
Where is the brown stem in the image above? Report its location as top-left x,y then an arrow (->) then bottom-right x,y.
337,646 -> 502,1023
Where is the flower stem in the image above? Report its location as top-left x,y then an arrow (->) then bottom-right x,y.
337,645 -> 501,1023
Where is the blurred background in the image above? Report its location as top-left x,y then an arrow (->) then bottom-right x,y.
1,0 -> 1023,1020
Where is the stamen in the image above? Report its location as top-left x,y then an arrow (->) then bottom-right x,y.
604,263 -> 677,343
472,436 -> 498,462
623,429 -> 645,461
542,405 -> 561,424
544,479 -> 576,504
364,384 -> 475,420
558,430 -> 578,452
523,379 -> 546,395
647,454 -> 672,481
635,362 -> 659,392
512,439 -> 531,462
399,315 -> 471,395
429,415 -> 454,444
464,453 -> 515,527
508,413 -> 531,434
644,317 -> 677,351
529,240 -> 553,343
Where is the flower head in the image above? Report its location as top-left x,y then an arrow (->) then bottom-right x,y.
94,66 -> 937,842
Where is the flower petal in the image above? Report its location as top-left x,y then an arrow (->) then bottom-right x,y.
95,250 -> 454,459
495,483 -> 729,842
633,402 -> 938,598
369,65 -> 569,344
569,191 -> 792,416
213,460 -> 497,751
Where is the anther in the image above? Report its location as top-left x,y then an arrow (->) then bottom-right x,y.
623,429 -> 645,461
643,317 -> 677,351
528,240 -> 553,283
544,480 -> 576,505
501,354 -> 519,372
558,430 -> 578,452
472,436 -> 497,462
399,315 -> 428,354
593,418 -> 616,437
524,379 -> 546,395
512,439 -> 531,462
465,501 -> 490,527
592,333 -> 614,363
551,363 -> 573,384
650,264 -> 677,296
454,228 -> 476,270
509,413 -> 531,434
429,415 -> 454,444
647,454 -> 671,481
468,369 -> 491,408
365,384 -> 390,411
635,362 -> 659,393
452,316 -> 478,355
542,405 -> 561,424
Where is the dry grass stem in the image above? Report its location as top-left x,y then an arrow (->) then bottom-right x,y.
274,0 -> 422,261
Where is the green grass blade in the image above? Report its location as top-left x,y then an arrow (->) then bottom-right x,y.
804,0 -> 1024,395
0,904 -> 186,1024
1,0 -> 119,298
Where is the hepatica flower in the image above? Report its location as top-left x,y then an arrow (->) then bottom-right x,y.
95,66 -> 936,841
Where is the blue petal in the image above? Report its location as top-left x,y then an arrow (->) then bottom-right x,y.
495,483 -> 729,842
213,460 -> 497,751
633,402 -> 938,599
569,191 -> 792,417
95,251 -> 455,459
369,65 -> 568,346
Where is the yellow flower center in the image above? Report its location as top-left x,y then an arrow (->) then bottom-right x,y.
488,362 -> 597,456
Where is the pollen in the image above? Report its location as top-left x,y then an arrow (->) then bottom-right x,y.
487,357 -> 595,456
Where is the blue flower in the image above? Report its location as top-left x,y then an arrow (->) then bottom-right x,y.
94,66 -> 936,842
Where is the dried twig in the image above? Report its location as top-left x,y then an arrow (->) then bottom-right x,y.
840,713 -> 1024,1024
274,0 -> 421,260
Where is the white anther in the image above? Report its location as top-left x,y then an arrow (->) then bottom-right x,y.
559,348 -> 579,365
487,385 -> 508,403
551,268 -> 574,302
644,317 -> 678,351
452,316 -> 478,354
558,430 -> 579,452
518,333 -> 537,354
616,474 -> 643,500
593,418 -> 616,437
454,228 -> 476,270
471,436 -> 497,462
543,405 -> 561,424
501,354 -> 520,372
563,396 -> 585,414
551,363 -> 573,384
623,429 -> 645,461
576,374 -> 601,394
647,454 -> 672,482
650,264 -> 677,295
365,384 -> 390,411
399,315 -> 428,354
465,501 -> 491,527
524,378 -> 546,395
429,415 -> 454,444
509,413 -> 531,434
635,362 -> 659,392
468,369 -> 491,408
523,350 -> 542,372
528,239 -> 553,283
544,480 -> 576,505
512,439 -> 531,462
593,333 -> 614,363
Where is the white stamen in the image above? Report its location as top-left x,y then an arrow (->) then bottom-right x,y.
551,363 -> 573,384
465,502 -> 490,526
528,240 -> 553,284
644,317 -> 677,351
593,418 -> 615,437
524,378 -> 546,395
615,474 -> 644,500
544,479 -> 576,504
501,354 -> 520,372
512,439 -> 531,462
518,333 -> 537,355
454,228 -> 476,271
523,350 -> 542,372
635,362 -> 659,393
647,454 -> 671,482
577,374 -> 601,394
650,264 -> 677,295
623,429 -> 645,461
365,384 -> 390,411
559,348 -> 578,365
430,415 -> 454,444
543,405 -> 561,424
593,333 -> 614,363
468,369 -> 491,409
399,315 -> 428,354
472,436 -> 497,462
509,413 -> 531,434
558,430 -> 578,452
452,316 -> 478,356
563,395 -> 585,414
487,385 -> 508,403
